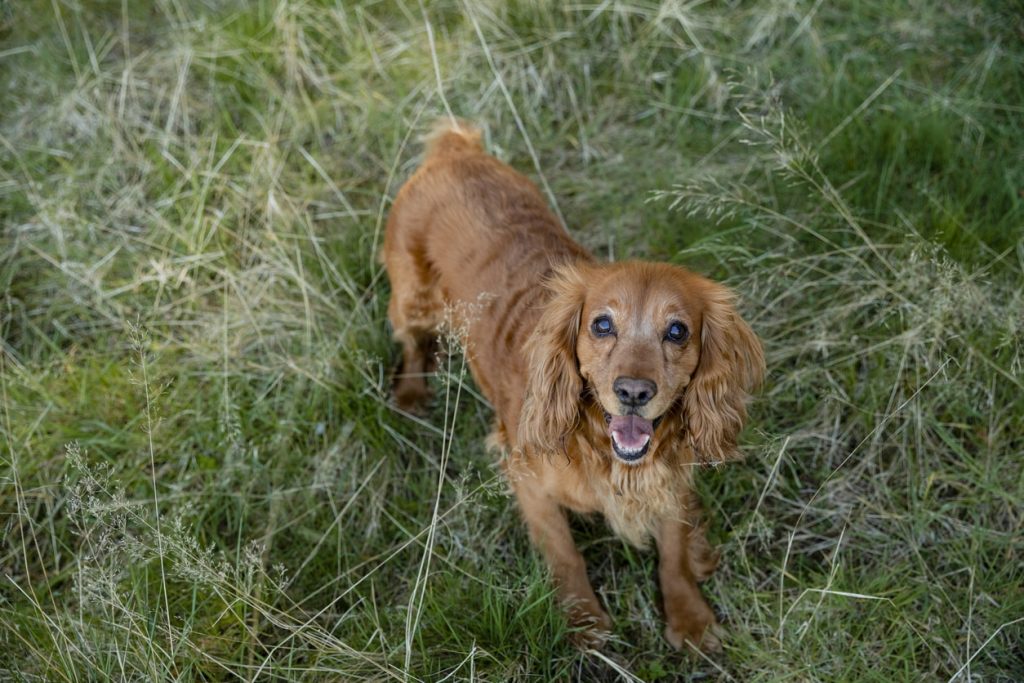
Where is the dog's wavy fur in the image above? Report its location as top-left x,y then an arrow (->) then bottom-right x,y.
384,120 -> 764,650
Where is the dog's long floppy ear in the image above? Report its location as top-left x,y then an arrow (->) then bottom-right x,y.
684,281 -> 765,464
518,263 -> 589,455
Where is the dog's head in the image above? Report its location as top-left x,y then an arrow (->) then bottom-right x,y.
519,261 -> 764,465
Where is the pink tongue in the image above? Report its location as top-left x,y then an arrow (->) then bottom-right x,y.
609,414 -> 653,450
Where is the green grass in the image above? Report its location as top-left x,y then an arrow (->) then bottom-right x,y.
2,0 -> 1022,680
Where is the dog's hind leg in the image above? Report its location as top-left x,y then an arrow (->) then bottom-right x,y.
385,237 -> 443,414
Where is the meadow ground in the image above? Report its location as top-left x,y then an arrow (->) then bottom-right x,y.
2,1 -> 1023,680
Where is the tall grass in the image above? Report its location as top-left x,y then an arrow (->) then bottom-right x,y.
2,1 -> 1022,680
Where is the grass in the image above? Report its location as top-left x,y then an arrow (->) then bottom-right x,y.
1,0 -> 1022,680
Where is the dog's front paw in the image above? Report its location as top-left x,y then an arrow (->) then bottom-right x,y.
664,606 -> 722,653
567,607 -> 613,649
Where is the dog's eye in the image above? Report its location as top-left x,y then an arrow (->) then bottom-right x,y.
591,316 -> 614,337
665,321 -> 689,343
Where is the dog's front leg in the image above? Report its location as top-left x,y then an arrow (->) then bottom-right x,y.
512,480 -> 612,645
655,518 -> 722,652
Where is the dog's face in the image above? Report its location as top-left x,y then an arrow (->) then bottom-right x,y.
519,260 -> 764,467
575,264 -> 703,463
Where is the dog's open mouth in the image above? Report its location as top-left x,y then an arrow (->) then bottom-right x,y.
605,413 -> 656,462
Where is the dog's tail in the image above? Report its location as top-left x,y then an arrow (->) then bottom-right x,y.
422,118 -> 483,159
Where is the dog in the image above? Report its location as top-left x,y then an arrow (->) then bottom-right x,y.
383,120 -> 764,651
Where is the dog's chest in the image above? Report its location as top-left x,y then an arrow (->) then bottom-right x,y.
579,444 -> 693,548
594,467 -> 685,547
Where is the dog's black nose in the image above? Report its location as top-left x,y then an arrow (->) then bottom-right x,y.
613,377 -> 657,407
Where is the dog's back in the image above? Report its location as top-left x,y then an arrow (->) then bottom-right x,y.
384,120 -> 589,424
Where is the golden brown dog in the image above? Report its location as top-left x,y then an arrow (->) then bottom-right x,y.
383,120 -> 764,650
